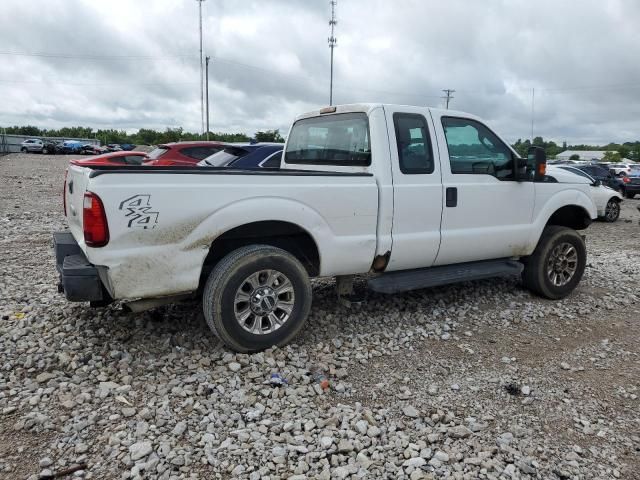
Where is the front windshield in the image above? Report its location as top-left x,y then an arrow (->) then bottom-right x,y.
201,147 -> 249,166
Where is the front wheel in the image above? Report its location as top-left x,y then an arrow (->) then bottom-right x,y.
202,245 -> 312,352
522,226 -> 587,299
603,199 -> 620,222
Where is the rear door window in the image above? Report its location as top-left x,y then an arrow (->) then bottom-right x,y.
181,146 -> 223,160
285,113 -> 371,166
393,113 -> 434,174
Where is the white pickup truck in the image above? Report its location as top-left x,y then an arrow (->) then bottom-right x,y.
55,103 -> 597,352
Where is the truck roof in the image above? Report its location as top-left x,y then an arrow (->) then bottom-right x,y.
295,103 -> 479,121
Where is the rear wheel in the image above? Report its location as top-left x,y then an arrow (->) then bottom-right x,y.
20,147 -> 27,153
202,245 -> 312,352
603,198 -> 620,222
522,226 -> 586,299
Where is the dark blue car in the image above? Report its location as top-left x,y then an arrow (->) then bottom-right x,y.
198,143 -> 283,169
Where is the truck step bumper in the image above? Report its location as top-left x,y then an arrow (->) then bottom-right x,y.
53,231 -> 110,303
368,259 -> 524,294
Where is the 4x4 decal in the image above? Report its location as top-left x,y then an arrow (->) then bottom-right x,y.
119,194 -> 159,229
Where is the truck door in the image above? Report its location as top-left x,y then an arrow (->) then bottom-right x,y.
384,106 -> 444,271
430,111 -> 534,265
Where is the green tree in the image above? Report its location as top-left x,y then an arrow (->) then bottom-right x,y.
254,129 -> 284,143
569,154 -> 580,160
602,151 -> 622,162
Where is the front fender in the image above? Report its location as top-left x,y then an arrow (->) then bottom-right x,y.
530,186 -> 597,246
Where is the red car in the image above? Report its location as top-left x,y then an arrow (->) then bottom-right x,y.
144,141 -> 228,166
70,151 -> 149,167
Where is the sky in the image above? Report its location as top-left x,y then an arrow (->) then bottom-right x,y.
1,0 -> 639,145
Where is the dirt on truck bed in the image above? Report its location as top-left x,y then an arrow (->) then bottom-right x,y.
1,153 -> 639,480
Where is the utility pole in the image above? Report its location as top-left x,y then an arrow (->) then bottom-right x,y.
328,1 -> 337,105
205,56 -> 210,140
530,87 -> 535,142
197,0 -> 206,135
442,89 -> 455,109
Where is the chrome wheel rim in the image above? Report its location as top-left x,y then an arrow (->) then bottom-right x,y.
605,200 -> 619,221
546,242 -> 578,287
234,269 -> 295,335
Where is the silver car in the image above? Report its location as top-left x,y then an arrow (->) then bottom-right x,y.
21,139 -> 44,153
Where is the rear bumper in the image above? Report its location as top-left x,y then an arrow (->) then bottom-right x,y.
54,231 -> 111,304
625,184 -> 640,194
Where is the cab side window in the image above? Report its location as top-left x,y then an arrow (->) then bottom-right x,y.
441,117 -> 515,180
393,113 -> 434,174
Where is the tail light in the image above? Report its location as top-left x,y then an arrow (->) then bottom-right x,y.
622,176 -> 630,183
83,192 -> 109,247
63,169 -> 68,216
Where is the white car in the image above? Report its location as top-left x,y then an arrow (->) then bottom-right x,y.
20,139 -> 44,153
607,163 -> 634,176
547,165 -> 623,222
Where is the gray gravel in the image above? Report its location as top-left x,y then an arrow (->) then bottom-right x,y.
1,153 -> 639,479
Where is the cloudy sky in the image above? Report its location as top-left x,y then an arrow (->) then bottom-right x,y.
1,0 -> 639,144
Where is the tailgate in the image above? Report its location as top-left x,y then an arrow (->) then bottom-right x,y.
65,164 -> 91,247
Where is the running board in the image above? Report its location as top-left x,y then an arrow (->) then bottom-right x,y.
368,259 -> 524,294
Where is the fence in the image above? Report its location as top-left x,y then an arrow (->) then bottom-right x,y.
0,133 -> 100,155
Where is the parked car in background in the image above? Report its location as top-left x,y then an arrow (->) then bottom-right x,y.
549,165 -> 623,222
61,141 -> 84,154
43,140 -> 65,155
198,143 -> 283,168
119,143 -> 136,151
622,169 -> 640,199
144,141 -> 227,166
567,164 -> 626,193
71,151 -> 149,167
607,163 -> 634,176
106,144 -> 123,152
20,139 -> 44,153
80,144 -> 108,155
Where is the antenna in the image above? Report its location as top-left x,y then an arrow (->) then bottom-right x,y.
442,89 -> 455,109
328,1 -> 337,105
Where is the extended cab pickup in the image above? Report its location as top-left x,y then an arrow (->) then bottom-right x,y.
55,104 -> 597,352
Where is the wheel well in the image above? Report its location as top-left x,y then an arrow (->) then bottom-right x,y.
200,221 -> 320,287
546,205 -> 592,230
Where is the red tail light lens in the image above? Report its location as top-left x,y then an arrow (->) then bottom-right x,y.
622,176 -> 630,183
63,169 -> 68,216
83,192 -> 109,247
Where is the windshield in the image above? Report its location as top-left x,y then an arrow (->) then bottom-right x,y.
148,147 -> 168,159
201,147 -> 250,166
285,112 -> 371,166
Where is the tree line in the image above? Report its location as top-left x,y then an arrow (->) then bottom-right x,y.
0,125 -> 285,145
513,137 -> 640,161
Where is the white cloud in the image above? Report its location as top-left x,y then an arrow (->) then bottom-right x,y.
0,0 -> 639,144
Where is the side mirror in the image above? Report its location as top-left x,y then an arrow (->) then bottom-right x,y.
527,146 -> 547,182
592,179 -> 602,187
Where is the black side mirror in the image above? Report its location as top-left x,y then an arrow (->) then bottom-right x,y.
527,146 -> 547,182
592,179 -> 602,187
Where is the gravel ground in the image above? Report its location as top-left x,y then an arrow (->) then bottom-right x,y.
1,153 -> 639,480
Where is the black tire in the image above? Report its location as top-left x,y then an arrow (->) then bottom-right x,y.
20,147 -> 27,153
626,192 -> 636,199
522,226 -> 587,300
603,198 -> 620,222
202,245 -> 312,352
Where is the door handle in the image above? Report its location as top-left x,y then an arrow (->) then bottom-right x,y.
446,187 -> 457,207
